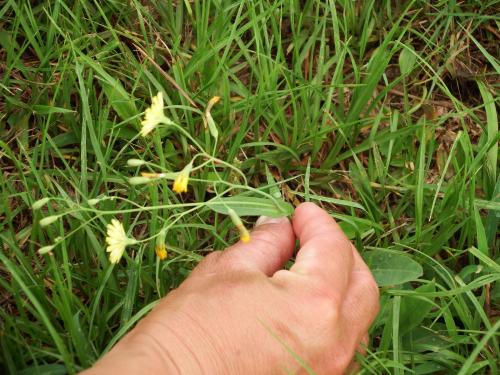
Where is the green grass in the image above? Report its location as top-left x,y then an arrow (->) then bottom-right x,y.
1,0 -> 499,373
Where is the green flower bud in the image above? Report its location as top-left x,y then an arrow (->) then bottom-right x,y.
32,198 -> 50,210
127,159 -> 146,167
87,198 -> 101,206
39,215 -> 60,227
129,176 -> 153,185
38,245 -> 55,254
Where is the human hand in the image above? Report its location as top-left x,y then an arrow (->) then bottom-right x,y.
83,203 -> 379,374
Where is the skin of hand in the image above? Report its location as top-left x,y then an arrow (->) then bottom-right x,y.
83,203 -> 379,375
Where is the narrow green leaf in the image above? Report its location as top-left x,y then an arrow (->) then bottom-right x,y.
475,198 -> 500,212
33,105 -> 75,115
265,165 -> 282,199
457,318 -> 500,375
415,122 -> 426,240
477,81 -> 497,184
78,55 -> 138,125
468,247 -> 500,273
393,295 -> 402,375
304,158 -> 311,202
207,196 -> 293,217
474,205 -> 489,255
205,111 -> 219,139
293,192 -> 365,211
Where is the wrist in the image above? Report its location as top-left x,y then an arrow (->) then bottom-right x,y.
128,314 -> 222,374
89,300 -> 230,375
83,332 -> 173,374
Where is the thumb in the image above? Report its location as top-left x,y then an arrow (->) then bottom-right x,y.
220,216 -> 296,276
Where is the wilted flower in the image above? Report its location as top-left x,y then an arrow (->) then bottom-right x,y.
172,163 -> 193,194
155,243 -> 168,260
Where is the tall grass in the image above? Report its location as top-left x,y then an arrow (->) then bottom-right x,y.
0,1 -> 498,373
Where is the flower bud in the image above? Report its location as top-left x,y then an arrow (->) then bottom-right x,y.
39,215 -> 60,227
129,176 -> 153,185
127,159 -> 146,167
38,245 -> 55,254
87,198 -> 101,206
155,230 -> 167,260
32,198 -> 50,210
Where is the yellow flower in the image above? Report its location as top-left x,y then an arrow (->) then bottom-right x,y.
155,230 -> 167,260
105,219 -> 137,264
140,92 -> 171,137
227,208 -> 251,243
173,163 -> 193,194
239,226 -> 251,243
155,243 -> 168,260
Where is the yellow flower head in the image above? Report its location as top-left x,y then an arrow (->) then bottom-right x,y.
105,219 -> 137,264
140,92 -> 170,137
155,243 -> 168,260
173,163 -> 193,194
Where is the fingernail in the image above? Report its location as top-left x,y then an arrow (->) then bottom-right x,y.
255,216 -> 288,227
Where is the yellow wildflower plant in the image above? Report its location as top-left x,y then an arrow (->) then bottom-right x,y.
173,162 -> 193,194
140,92 -> 172,137
105,219 -> 138,263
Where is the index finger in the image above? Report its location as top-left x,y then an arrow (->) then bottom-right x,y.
288,203 -> 354,300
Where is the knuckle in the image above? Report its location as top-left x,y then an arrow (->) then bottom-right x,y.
366,275 -> 380,306
324,356 -> 351,375
251,232 -> 284,254
359,273 -> 380,319
307,286 -> 342,322
191,251 -> 222,275
216,253 -> 250,273
323,300 -> 341,322
318,343 -> 354,375
202,250 -> 223,265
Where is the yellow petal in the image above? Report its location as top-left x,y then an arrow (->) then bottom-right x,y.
155,244 -> 168,260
